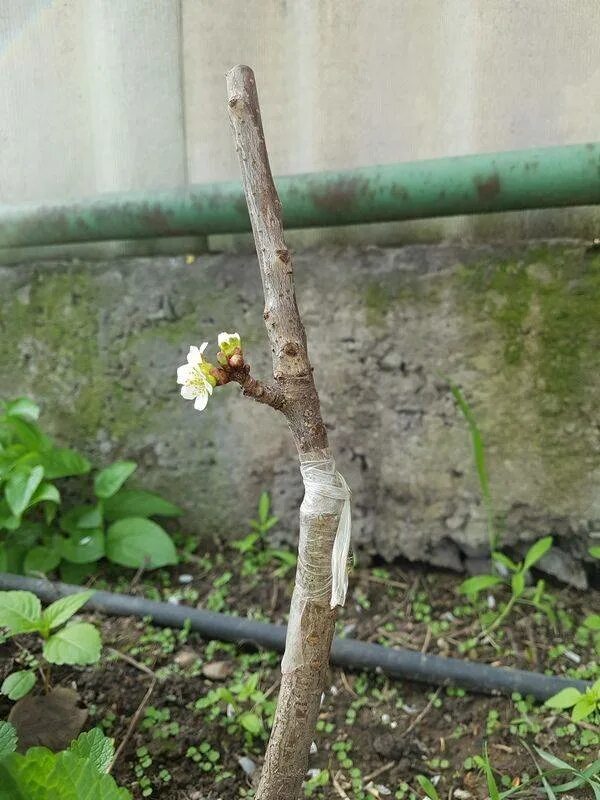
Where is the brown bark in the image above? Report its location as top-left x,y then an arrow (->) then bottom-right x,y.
226,65 -> 344,800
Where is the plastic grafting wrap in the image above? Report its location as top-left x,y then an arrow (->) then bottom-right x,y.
281,456 -> 351,673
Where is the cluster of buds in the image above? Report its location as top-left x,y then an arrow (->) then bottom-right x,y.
213,332 -> 245,382
176,332 -> 243,412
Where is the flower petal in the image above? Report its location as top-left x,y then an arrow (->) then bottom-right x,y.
177,364 -> 192,383
187,345 -> 201,365
218,331 -> 240,348
181,384 -> 197,400
194,392 -> 209,411
199,341 -> 208,355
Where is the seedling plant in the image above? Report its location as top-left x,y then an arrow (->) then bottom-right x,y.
0,589 -> 100,700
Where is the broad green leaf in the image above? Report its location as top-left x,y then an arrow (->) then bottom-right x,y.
77,505 -> 102,529
60,506 -> 100,536
545,686 -> 581,710
572,694 -> 597,722
28,482 -> 60,507
94,461 -> 137,499
0,591 -> 42,633
1,670 -> 36,700
416,774 -> 440,800
523,536 -> 553,571
106,517 -> 177,569
589,546 -> 600,559
0,720 -> 17,758
0,506 -> 21,531
43,622 -> 101,665
5,465 -> 44,516
458,574 -> 503,596
0,499 -> 20,531
60,529 -> 105,564
42,590 -> 95,631
60,561 -> 96,585
0,747 -> 131,799
24,545 -> 61,576
38,447 -> 91,480
5,398 -> 40,421
103,489 -> 181,521
4,416 -> 49,451
69,728 -> 114,774
511,571 -> 525,597
238,711 -> 262,735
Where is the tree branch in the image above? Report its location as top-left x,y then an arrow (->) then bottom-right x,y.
226,65 -> 328,454
226,65 -> 345,800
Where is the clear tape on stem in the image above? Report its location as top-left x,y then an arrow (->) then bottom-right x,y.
281,457 -> 351,673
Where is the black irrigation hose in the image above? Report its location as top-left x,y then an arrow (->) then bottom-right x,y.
0,573 -> 590,702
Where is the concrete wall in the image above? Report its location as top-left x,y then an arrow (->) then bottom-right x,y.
1,1 -> 600,242
1,242 -> 598,585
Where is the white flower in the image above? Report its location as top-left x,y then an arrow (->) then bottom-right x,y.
176,343 -> 215,411
218,331 -> 241,357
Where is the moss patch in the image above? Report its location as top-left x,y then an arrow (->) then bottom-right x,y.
459,246 -> 600,407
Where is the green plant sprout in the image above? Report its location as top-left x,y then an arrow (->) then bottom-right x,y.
193,671 -> 275,747
0,397 -> 181,580
584,546 -> 600,631
232,491 -> 297,578
462,742 -> 600,800
458,536 -> 554,639
0,589 -> 100,700
0,721 -> 130,799
451,383 -> 558,636
545,678 -> 600,722
449,382 -> 498,551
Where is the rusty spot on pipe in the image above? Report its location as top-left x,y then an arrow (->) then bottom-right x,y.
310,177 -> 367,213
474,173 -> 501,202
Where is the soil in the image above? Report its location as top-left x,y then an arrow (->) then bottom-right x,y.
1,546 -> 598,800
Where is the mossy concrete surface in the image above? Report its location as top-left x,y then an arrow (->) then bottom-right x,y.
0,243 -> 598,582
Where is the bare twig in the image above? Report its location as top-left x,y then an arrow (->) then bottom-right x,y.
399,688 -> 441,739
332,773 -> 352,800
340,670 -> 358,698
109,649 -> 156,772
362,761 -> 395,784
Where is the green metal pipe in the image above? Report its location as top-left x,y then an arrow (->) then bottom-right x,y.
1,142 -> 599,247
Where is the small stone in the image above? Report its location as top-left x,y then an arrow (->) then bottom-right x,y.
237,756 -> 256,776
178,574 -> 193,584
380,713 -> 391,725
202,660 -> 234,680
174,648 -> 200,668
563,649 -> 581,664
377,786 -> 392,796
310,741 -> 317,754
